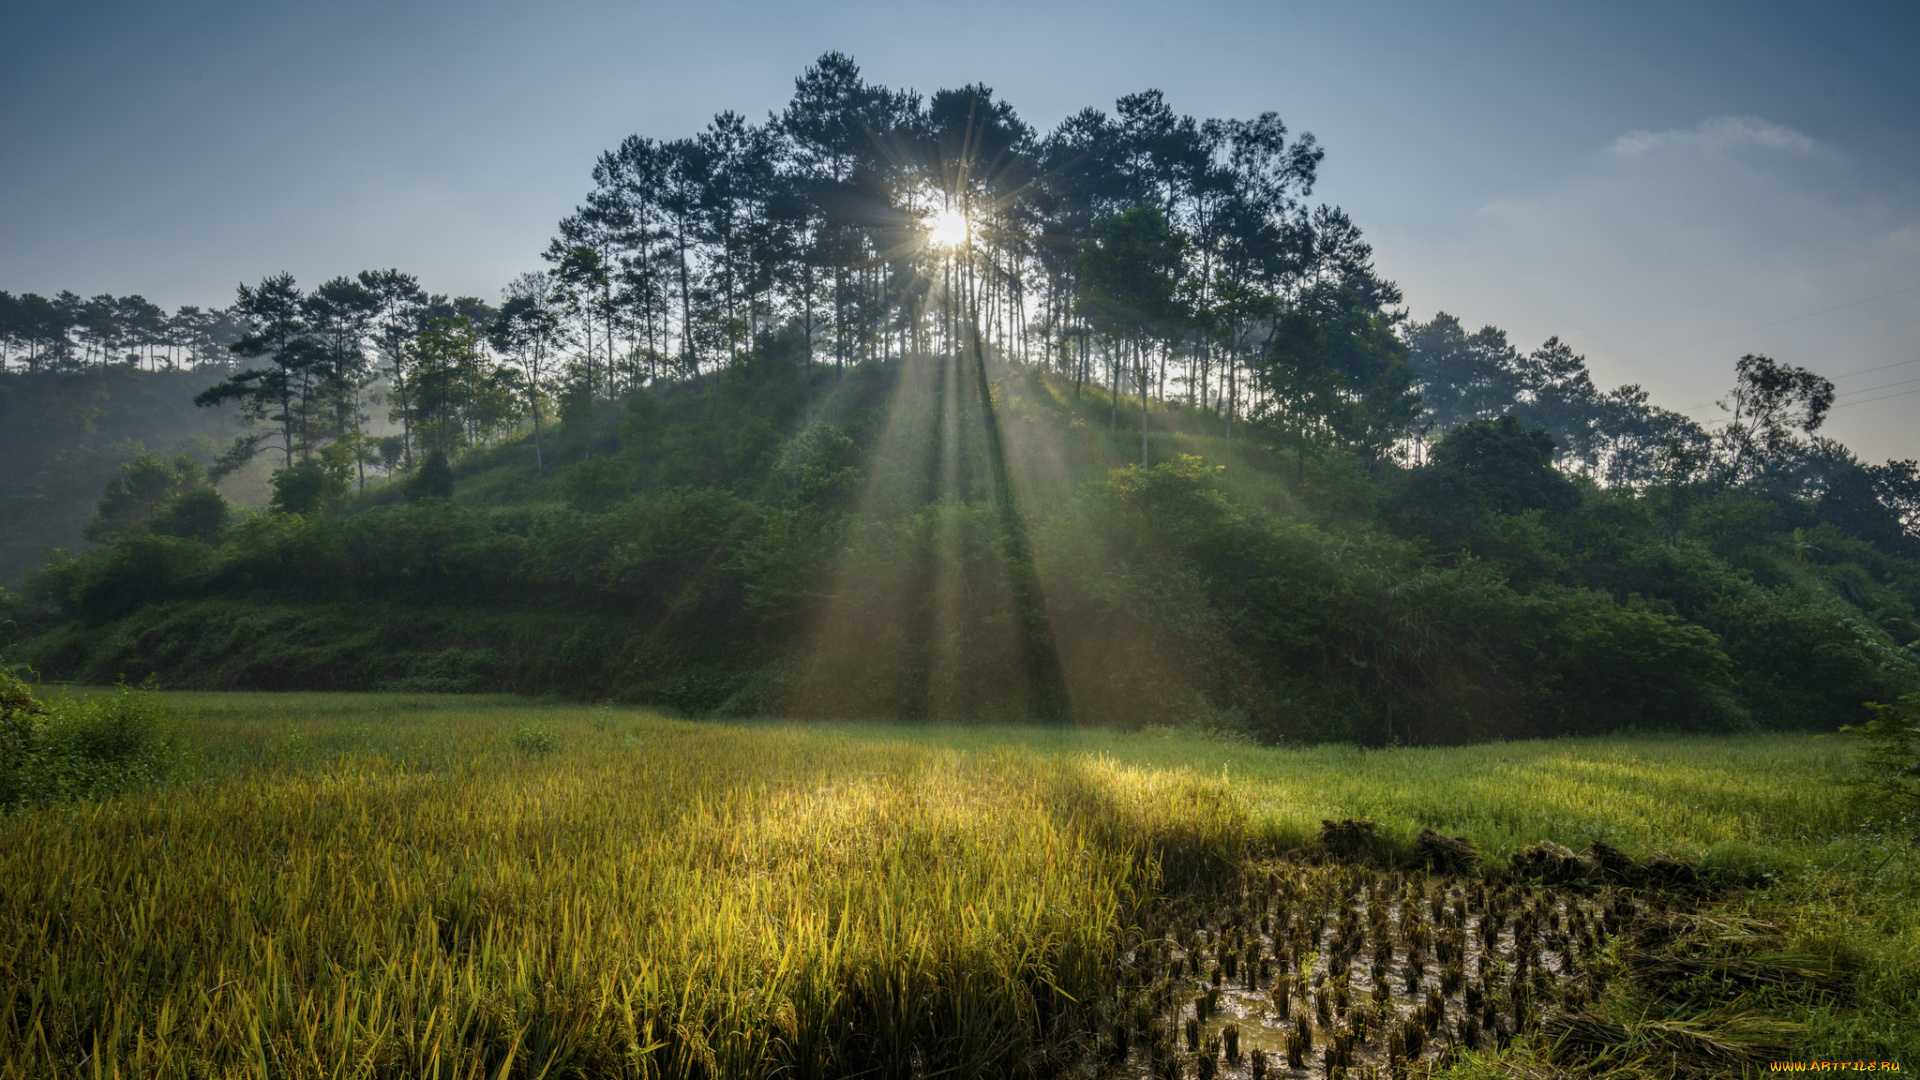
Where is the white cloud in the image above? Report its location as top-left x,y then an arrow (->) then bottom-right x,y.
1370,116 -> 1920,462
1606,115 -> 1819,159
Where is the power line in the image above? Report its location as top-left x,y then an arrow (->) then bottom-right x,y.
1828,355 -> 1920,382
1634,357 -> 1920,416
1595,283 -> 1920,370
1835,374 -> 1920,400
1832,384 -> 1920,410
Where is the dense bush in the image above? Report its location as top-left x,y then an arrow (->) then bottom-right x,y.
1842,692 -> 1920,837
1042,455 -> 1762,742
269,460 -> 351,515
0,670 -> 177,808
1539,590 -> 1745,733
36,532 -> 222,621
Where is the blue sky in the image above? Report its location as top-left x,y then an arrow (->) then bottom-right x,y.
3,0 -> 1915,458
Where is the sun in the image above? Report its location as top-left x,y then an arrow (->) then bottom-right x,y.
926,207 -> 969,248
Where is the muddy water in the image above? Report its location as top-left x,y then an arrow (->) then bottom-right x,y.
1090,860 -> 1637,1079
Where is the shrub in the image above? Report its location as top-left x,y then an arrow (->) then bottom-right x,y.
83,451 -> 207,542
270,460 -> 351,515
151,487 -> 230,543
1547,591 -> 1747,733
34,532 -> 221,622
510,722 -> 558,754
1841,692 -> 1920,838
408,450 -> 456,503
1707,586 -> 1913,729
0,672 -> 178,809
561,455 -> 631,512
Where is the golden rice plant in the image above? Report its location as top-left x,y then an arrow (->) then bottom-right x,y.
0,691 -> 1902,1076
0,704 -> 1249,1079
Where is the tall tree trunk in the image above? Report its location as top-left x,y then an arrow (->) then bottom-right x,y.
530,379 -> 545,473
1226,343 -> 1236,450
677,216 -> 693,374
1139,337 -> 1149,468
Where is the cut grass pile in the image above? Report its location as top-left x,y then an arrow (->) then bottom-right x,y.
0,692 -> 1913,1078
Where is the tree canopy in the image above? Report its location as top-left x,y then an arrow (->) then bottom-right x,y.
6,56 -> 1917,745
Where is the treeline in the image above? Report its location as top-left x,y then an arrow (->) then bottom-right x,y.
0,275 -> 508,503
0,290 -> 249,373
6,53 -> 1918,741
512,51 -> 1419,467
18,53 -> 1913,518
13,342 -> 1919,742
62,51 -> 1384,503
509,49 -> 1834,491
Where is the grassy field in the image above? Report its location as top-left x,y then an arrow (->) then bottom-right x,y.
1,692 -> 1914,1078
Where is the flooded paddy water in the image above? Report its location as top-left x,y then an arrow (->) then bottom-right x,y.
1085,853 -> 1657,1080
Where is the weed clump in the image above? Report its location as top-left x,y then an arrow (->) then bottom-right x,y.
0,671 -> 176,808
509,721 -> 558,754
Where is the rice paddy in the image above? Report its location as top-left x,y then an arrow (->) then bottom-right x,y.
0,692 -> 1913,1078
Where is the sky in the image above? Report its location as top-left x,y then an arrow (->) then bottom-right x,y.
3,0 -> 1916,460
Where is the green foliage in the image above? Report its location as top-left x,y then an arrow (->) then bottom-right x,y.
772,422 -> 861,509
1253,286 -> 1420,469
409,314 -> 513,454
0,672 -> 177,808
509,721 -> 558,753
1043,454 -> 1756,742
150,486 -> 230,542
1391,418 -> 1582,553
268,457 -> 351,515
561,454 -> 631,512
69,448 -> 232,558
33,532 -> 221,621
0,669 -> 48,775
0,368 -> 265,585
620,389 -> 664,462
1840,692 -> 1920,835
1702,584 -> 1909,729
1077,206 -> 1185,341
1428,415 -> 1579,515
408,448 -> 455,502
1544,590 -> 1745,732
84,450 -> 207,541
18,350 -> 1920,743
554,380 -> 604,462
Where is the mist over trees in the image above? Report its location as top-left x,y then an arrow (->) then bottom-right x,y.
5,54 -> 1917,741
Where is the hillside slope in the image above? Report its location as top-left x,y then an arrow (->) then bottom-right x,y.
12,347 -> 1918,743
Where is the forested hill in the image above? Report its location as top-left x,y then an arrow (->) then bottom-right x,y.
4,53 -> 1916,742
0,367 -> 271,585
10,336 -> 1918,744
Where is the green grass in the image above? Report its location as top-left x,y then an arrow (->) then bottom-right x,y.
1,692 -> 1913,1077
852,723 -> 1862,863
